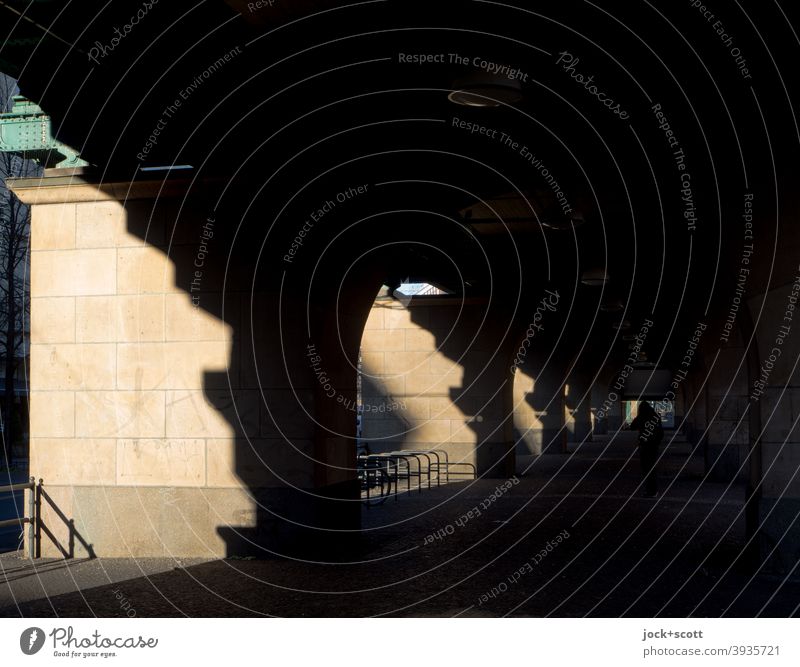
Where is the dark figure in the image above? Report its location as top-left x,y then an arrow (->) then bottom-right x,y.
629,401 -> 664,497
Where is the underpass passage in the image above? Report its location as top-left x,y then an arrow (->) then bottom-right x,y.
7,168 -> 800,579
4,430 -> 799,617
0,0 -> 798,620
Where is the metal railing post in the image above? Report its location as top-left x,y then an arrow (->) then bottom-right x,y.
27,476 -> 35,559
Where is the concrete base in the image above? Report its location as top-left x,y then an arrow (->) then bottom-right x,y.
705,442 -> 749,482
758,498 -> 800,577
567,421 -> 592,443
540,429 -> 566,454
515,428 -> 564,456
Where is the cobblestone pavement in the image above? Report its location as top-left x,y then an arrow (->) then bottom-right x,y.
1,435 -> 798,617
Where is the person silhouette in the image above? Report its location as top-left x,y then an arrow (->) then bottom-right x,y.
628,401 -> 663,497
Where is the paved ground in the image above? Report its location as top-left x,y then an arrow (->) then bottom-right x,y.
1,434 -> 798,617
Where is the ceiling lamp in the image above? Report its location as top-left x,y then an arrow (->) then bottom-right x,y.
580,268 -> 610,286
448,73 -> 523,107
600,299 -> 624,312
540,209 -> 584,230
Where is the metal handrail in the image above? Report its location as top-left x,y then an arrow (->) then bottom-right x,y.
390,451 -> 430,491
0,477 -> 36,558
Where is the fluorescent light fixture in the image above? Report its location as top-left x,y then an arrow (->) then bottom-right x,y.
541,210 -> 585,230
448,73 -> 522,107
581,268 -> 610,286
139,165 -> 194,172
600,299 -> 624,312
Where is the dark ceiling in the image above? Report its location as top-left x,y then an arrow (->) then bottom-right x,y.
2,0 -> 798,376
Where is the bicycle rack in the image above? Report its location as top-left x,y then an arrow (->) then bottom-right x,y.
392,451 -> 434,490
401,449 -> 448,486
447,462 -> 478,479
389,452 -> 425,494
357,448 -> 477,507
378,453 -> 415,496
358,455 -> 398,506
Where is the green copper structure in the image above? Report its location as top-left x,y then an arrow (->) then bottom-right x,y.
0,95 -> 88,168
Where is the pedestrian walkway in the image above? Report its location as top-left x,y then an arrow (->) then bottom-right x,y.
1,434 -> 797,617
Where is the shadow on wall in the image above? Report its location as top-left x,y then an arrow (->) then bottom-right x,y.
20,180 -> 381,560
26,179 -> 533,559
24,178 -> 562,559
359,372 -> 412,454
360,293 -> 584,474
377,299 -> 519,478
514,359 -> 566,456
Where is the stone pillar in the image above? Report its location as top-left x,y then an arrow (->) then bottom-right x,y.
704,329 -> 750,483
682,373 -> 708,455
16,176 -> 331,558
565,372 -> 592,444
605,392 -> 625,432
590,370 -> 616,436
750,279 -> 800,573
